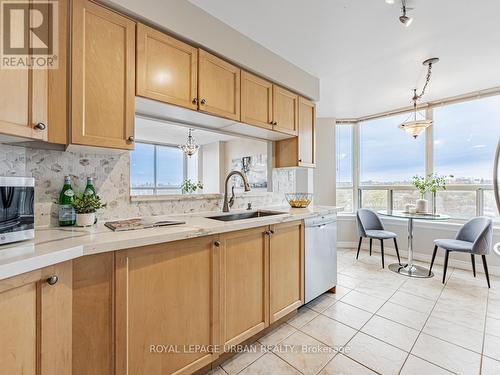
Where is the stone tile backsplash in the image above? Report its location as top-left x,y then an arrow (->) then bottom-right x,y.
0,145 -> 295,226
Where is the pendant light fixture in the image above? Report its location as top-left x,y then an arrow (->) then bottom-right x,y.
399,0 -> 413,27
399,58 -> 439,139
178,128 -> 199,157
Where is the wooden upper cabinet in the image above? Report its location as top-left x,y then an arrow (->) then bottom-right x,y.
241,71 -> 273,130
115,237 -> 219,375
198,49 -> 240,121
298,97 -> 316,167
71,0 -> 136,150
269,221 -> 304,323
0,262 -> 72,375
272,85 -> 298,136
136,24 -> 198,110
219,227 -> 269,348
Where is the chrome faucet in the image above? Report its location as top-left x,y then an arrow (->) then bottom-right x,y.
223,170 -> 250,212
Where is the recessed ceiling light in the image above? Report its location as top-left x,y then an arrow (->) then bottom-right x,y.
385,0 -> 395,4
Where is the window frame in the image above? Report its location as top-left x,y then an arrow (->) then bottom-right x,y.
130,141 -> 189,195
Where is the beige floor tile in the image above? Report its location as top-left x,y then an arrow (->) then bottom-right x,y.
401,278 -> 444,301
275,331 -> 336,375
337,273 -> 363,289
399,355 -> 453,375
306,294 -> 337,313
346,332 -> 407,375
220,343 -> 267,375
376,302 -> 429,330
423,315 -> 484,353
411,333 -> 481,375
484,333 -> 500,361
322,301 -> 372,330
319,353 -> 376,375
287,307 -> 319,329
361,315 -> 419,352
388,290 -> 435,314
431,301 -> 485,332
354,282 -> 398,300
482,356 -> 500,375
238,353 -> 300,375
485,316 -> 500,338
206,366 -> 228,375
340,290 -> 386,313
487,294 -> 500,319
300,314 -> 357,349
258,323 -> 297,347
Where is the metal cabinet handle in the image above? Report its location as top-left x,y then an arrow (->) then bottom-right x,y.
265,229 -> 275,235
127,136 -> 135,143
192,98 -> 198,105
273,121 -> 277,125
200,99 -> 207,105
46,275 -> 58,285
298,159 -> 302,162
214,240 -> 221,247
34,122 -> 46,131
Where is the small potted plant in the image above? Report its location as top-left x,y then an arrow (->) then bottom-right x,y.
71,193 -> 107,226
181,179 -> 203,194
412,174 -> 451,214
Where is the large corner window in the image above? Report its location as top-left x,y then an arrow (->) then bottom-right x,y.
336,124 -> 354,212
131,142 -> 197,195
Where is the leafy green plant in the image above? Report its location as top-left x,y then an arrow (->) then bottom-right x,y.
181,179 -> 203,194
412,174 -> 453,198
71,193 -> 107,214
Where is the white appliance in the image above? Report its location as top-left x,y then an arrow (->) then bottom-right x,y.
304,213 -> 337,303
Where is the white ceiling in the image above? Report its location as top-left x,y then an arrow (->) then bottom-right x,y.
188,0 -> 500,118
135,117 -> 237,145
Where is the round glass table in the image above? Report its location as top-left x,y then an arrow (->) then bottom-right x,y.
378,210 -> 450,278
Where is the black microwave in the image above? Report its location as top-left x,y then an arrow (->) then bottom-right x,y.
0,177 -> 34,245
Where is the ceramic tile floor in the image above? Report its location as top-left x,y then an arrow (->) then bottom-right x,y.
208,248 -> 500,375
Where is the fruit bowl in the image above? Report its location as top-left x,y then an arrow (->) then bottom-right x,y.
285,193 -> 313,208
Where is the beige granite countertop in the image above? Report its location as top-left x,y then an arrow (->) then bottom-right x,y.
0,205 -> 341,281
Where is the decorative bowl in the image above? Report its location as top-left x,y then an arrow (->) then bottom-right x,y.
285,193 -> 313,208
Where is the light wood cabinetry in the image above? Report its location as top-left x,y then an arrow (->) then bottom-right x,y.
71,0 -> 136,150
137,24 -> 198,110
272,85 -> 298,136
269,221 -> 304,323
0,262 -> 72,375
115,237 -> 219,375
219,227 -> 269,347
198,49 -> 240,121
241,71 -> 273,130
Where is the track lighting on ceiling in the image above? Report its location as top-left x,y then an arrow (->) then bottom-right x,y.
399,0 -> 413,27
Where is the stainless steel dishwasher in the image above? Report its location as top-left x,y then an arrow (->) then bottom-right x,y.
304,213 -> 337,303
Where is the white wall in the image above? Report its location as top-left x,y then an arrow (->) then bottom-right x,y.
107,0 -> 319,100
201,141 -> 223,193
338,215 -> 500,276
314,118 -> 336,205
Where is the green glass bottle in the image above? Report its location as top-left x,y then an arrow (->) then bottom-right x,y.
84,177 -> 96,197
58,176 -> 76,226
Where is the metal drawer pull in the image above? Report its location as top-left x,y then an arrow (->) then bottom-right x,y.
46,275 -> 58,285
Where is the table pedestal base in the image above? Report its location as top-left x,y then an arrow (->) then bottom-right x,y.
388,263 -> 434,278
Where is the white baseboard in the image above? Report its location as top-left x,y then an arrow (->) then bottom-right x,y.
337,241 -> 500,277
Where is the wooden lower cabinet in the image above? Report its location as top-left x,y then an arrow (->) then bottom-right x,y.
0,261 -> 72,375
219,227 -> 269,348
115,237 -> 219,375
269,221 -> 305,323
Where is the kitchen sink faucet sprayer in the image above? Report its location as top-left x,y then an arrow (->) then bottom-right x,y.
223,171 -> 250,212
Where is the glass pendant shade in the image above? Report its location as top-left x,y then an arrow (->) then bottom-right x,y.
178,129 -> 199,156
399,119 -> 432,138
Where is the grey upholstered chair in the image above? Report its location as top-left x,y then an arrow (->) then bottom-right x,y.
356,209 -> 401,268
429,216 -> 493,287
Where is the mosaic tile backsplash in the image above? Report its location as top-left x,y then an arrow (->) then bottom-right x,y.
0,145 -> 296,226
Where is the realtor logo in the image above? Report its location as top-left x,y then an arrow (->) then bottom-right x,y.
1,0 -> 58,69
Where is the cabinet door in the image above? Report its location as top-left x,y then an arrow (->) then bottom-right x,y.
72,0 -> 135,150
198,49 -> 240,121
137,24 -> 198,110
116,237 -> 219,375
272,85 -> 298,136
219,227 -> 269,347
241,71 -> 273,130
269,221 -> 304,323
298,97 -> 316,167
0,262 -> 72,375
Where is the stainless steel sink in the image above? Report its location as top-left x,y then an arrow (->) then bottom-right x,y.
206,210 -> 285,222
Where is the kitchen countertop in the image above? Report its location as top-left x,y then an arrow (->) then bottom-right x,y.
0,205 -> 341,281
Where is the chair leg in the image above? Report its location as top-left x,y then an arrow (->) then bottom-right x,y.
393,238 -> 401,265
429,245 -> 438,276
380,239 -> 385,269
442,250 -> 450,284
482,255 -> 491,289
369,238 -> 372,256
471,254 -> 476,278
356,237 -> 363,260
